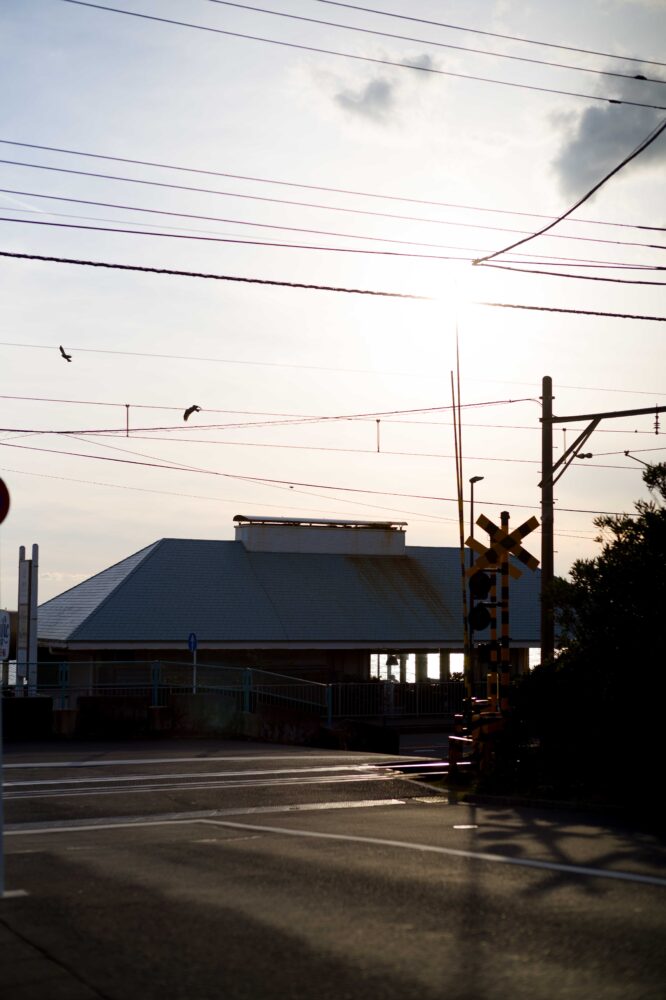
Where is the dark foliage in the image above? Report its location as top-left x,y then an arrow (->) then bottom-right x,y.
485,464 -> 666,811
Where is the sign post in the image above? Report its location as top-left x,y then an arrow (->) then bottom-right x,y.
0,479 -> 26,899
188,632 -> 198,694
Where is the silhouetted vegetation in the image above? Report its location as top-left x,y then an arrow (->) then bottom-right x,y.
482,463 -> 666,816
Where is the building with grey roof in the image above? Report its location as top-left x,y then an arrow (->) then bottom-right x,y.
37,516 -> 540,681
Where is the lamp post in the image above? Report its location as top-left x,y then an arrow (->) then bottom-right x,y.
469,476 -> 484,682
469,476 -> 484,570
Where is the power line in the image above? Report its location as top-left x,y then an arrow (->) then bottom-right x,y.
479,301 -> 666,322
312,0 -> 666,68
60,1 -> 666,111
3,214 -> 661,270
475,117 -> 666,265
482,262 -> 666,285
49,431 -> 645,471
1,139 -> 657,233
4,185 -> 662,253
0,438 -> 633,515
0,463 -> 601,537
0,250 -> 426,298
206,0 -> 666,86
3,343 -> 666,393
0,392 -> 532,427
0,214 -> 476,263
1,157 -> 650,240
0,465 -> 451,524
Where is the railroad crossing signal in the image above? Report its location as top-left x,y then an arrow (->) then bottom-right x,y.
465,511 -> 539,717
465,513 -> 539,577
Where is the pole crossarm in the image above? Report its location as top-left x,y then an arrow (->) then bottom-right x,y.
547,404 -> 666,424
540,381 -> 666,663
545,418 -> 601,487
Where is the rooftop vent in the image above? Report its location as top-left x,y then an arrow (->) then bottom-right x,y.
233,515 -> 407,555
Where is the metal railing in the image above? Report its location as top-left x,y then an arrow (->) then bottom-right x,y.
5,661 -> 486,725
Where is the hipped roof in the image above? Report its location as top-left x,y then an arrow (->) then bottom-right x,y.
38,538 -> 540,648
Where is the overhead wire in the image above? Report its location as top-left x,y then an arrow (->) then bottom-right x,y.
474,116 -> 666,265
2,214 -> 661,270
479,301 -> 666,322
1,139 -> 659,233
0,250 -> 426,298
3,185 -> 663,253
6,157 -> 662,241
0,438 -> 636,516
22,429 -> 641,471
312,0 -> 666,68
59,1 -> 666,111
206,0 -> 666,86
481,262 -> 666,285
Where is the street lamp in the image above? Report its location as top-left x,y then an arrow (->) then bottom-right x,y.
469,476 -> 484,569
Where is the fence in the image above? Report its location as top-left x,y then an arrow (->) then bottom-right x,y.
5,661 -> 485,724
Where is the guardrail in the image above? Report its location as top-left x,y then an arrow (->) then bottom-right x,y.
7,662 -> 484,725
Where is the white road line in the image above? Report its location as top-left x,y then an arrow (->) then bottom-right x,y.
5,763 -> 379,788
4,753 -> 391,770
200,819 -> 666,890
4,771 -> 400,800
5,798 -> 406,835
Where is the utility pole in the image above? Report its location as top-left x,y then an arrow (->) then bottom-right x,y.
539,376 -> 666,663
540,377 -> 554,664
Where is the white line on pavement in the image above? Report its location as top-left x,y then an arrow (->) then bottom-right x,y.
5,763 -> 379,788
4,753 -> 392,770
200,819 -> 666,889
5,798 -> 406,834
4,772 -> 399,800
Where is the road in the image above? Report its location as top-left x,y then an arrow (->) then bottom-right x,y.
1,739 -> 665,999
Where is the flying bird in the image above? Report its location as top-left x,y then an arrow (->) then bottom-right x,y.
59,345 -> 72,362
183,405 -> 201,422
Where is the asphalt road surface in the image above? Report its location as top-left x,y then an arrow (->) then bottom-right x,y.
1,739 -> 665,1000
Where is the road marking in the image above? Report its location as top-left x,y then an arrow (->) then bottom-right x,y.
5,763 -> 379,788
4,753 -> 392,770
4,772 -> 401,801
199,819 -> 666,889
5,798 -> 406,835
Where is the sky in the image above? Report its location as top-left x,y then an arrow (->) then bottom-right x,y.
0,0 -> 665,606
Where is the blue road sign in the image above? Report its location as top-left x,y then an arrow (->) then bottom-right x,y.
188,632 -> 197,652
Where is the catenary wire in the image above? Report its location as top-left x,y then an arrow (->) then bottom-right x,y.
0,439 -> 636,515
1,139 -> 659,233
312,0 -> 666,68
2,345 -> 666,394
59,1 -> 666,111
0,464 -> 599,536
206,0 -> 666,86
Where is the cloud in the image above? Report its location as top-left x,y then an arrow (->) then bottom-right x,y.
552,76 -> 666,197
333,52 -> 436,123
334,77 -> 395,121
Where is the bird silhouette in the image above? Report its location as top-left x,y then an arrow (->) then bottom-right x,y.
183,405 -> 201,422
59,345 -> 72,362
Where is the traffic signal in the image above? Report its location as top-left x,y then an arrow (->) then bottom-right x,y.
468,569 -> 492,631
469,569 -> 491,600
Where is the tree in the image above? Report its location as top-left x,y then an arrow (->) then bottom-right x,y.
491,464 -> 666,811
